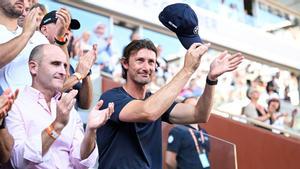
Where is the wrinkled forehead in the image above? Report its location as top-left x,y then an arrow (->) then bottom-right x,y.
131,48 -> 157,60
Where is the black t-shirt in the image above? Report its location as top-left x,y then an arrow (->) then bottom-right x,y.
96,87 -> 177,169
167,125 -> 210,169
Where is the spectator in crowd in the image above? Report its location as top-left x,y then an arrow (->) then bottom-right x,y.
288,108 -> 298,129
0,0 -> 49,91
96,39 -> 243,169
0,88 -> 18,165
259,80 -> 280,109
156,44 -> 169,84
264,97 -> 292,133
166,97 -> 210,169
18,2 -> 47,29
17,0 -> 30,27
243,88 -> 270,124
92,23 -> 114,73
6,44 -> 114,168
72,31 -> 93,62
266,97 -> 284,123
39,10 -> 96,109
288,72 -> 299,105
130,30 -> 141,41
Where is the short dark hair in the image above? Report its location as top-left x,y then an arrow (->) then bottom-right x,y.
121,39 -> 157,79
268,98 -> 280,112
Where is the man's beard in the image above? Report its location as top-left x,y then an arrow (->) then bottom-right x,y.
0,2 -> 23,18
132,74 -> 152,85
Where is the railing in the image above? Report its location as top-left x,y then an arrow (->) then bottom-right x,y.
214,109 -> 300,140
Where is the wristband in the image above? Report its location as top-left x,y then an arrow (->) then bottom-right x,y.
206,76 -> 218,85
54,37 -> 67,46
0,118 -> 5,129
73,72 -> 83,81
45,124 -> 60,140
56,35 -> 65,42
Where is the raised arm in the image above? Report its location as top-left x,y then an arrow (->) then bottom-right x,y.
41,90 -> 78,155
80,100 -> 114,159
62,44 -> 97,92
0,8 -> 39,68
77,75 -> 93,109
169,51 -> 244,124
0,89 -> 18,164
119,43 -> 210,122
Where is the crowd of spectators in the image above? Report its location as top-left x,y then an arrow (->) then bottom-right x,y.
0,0 -> 299,168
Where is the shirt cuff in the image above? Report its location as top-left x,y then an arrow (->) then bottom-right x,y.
79,142 -> 99,167
23,134 -> 51,163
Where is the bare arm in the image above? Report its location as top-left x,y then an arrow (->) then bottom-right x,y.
255,113 -> 271,122
0,128 -> 14,164
119,43 -> 210,122
61,76 -> 92,109
0,9 -> 39,68
62,45 -> 96,92
169,52 -> 244,124
62,75 -> 80,92
78,76 -> 93,109
80,101 -> 114,159
165,151 -> 177,169
41,90 -> 77,155
40,122 -> 64,155
0,89 -> 19,163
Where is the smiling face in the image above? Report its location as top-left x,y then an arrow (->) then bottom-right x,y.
0,0 -> 24,18
29,45 -> 67,92
123,48 -> 156,85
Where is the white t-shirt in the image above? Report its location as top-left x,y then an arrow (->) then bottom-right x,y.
0,25 -> 49,91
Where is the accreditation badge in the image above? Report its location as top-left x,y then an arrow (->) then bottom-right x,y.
199,153 -> 210,168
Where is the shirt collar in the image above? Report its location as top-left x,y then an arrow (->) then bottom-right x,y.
0,24 -> 22,35
24,86 -> 61,101
184,124 -> 200,131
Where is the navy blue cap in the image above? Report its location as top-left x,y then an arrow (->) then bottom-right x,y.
159,3 -> 202,49
40,10 -> 80,30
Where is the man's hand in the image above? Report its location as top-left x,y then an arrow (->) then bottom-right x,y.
76,44 -> 97,78
86,100 -> 114,131
208,51 -> 244,80
55,8 -> 71,38
22,7 -> 41,37
54,90 -> 78,129
183,43 -> 210,74
0,89 -> 19,119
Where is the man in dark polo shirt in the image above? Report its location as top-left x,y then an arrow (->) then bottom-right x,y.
166,97 -> 211,169
96,38 -> 243,169
96,3 -> 243,169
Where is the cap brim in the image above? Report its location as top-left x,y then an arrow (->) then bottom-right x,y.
70,19 -> 80,30
177,34 -> 202,49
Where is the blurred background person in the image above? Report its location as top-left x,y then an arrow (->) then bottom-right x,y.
166,97 -> 211,169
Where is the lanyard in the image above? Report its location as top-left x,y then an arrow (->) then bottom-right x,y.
188,128 -> 205,154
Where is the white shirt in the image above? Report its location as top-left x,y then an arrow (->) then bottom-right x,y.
0,25 -> 49,91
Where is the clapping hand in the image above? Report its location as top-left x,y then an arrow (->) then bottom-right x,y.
208,51 -> 244,80
86,100 -> 114,131
0,88 -> 19,119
